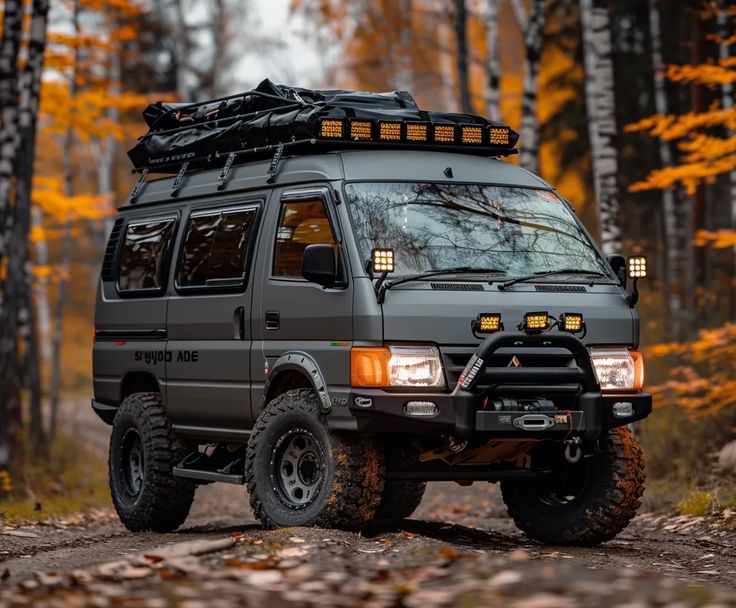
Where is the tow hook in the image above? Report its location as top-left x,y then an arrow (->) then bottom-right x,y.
564,436 -> 583,464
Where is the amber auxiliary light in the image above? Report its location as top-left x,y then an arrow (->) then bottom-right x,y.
522,311 -> 550,333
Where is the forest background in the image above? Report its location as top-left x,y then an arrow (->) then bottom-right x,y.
0,0 -> 734,517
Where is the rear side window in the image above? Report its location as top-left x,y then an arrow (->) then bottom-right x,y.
177,206 -> 258,289
273,199 -> 335,277
117,218 -> 176,294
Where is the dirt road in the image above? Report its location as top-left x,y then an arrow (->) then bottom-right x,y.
1,402 -> 735,606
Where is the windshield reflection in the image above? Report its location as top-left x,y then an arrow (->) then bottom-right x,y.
345,182 -> 614,280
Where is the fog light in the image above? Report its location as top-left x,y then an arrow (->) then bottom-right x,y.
613,401 -> 634,418
473,313 -> 502,334
404,401 -> 439,417
523,311 -> 549,333
560,313 -> 584,333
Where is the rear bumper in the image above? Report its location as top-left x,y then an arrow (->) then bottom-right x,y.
349,332 -> 652,439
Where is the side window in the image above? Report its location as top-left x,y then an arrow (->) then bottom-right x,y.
117,218 -> 176,294
177,206 -> 258,289
273,199 -> 335,277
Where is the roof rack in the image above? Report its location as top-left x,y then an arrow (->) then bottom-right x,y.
125,80 -> 520,201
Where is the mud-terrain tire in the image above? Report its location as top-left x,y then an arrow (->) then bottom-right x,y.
246,389 -> 385,529
109,392 -> 196,532
376,443 -> 426,520
501,427 -> 645,546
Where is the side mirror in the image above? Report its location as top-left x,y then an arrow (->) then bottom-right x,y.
606,254 -> 627,288
301,244 -> 337,288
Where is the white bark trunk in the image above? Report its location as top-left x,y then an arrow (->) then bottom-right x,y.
648,0 -> 684,330
580,0 -> 622,254
517,0 -> 543,173
31,206 -> 51,363
49,0 -> 78,440
485,0 -> 500,122
717,9 -> 736,254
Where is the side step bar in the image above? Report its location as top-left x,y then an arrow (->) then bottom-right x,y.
172,449 -> 246,485
172,467 -> 244,485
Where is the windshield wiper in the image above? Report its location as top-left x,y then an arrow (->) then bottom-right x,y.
497,268 -> 609,291
376,267 -> 506,303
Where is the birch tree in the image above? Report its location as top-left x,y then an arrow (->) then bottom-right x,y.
49,0 -> 80,441
511,0 -> 544,173
0,0 -> 25,469
717,6 -> 736,258
647,0 -> 686,334
0,0 -> 50,466
580,0 -> 622,254
485,0 -> 501,122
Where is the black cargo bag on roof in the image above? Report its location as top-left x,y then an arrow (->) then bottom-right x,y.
127,79 -> 515,172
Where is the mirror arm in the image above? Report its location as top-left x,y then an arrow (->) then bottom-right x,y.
627,278 -> 639,308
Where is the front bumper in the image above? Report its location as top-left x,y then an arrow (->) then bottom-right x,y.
349,332 -> 652,439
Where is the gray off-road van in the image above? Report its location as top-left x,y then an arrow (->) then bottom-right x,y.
93,82 -> 652,545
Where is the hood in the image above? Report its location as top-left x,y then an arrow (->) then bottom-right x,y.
380,281 -> 636,347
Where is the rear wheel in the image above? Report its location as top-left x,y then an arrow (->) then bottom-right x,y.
109,392 -> 196,532
246,389 -> 385,529
501,427 -> 645,546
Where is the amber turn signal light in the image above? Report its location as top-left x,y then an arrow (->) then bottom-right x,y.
350,347 -> 391,387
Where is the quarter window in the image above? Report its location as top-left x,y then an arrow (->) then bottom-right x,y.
273,199 -> 335,277
178,207 -> 258,288
117,218 -> 176,293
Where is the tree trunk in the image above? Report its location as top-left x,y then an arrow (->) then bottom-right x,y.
453,0 -> 473,114
647,0 -> 687,336
717,8 -> 736,273
15,133 -> 44,449
485,0 -> 501,122
437,3 -> 456,111
0,0 -> 50,465
49,0 -> 78,441
517,0 -> 544,173
580,0 -> 622,254
395,0 -> 413,92
0,0 -> 25,470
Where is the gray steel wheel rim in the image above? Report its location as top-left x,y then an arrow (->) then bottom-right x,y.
121,428 -> 144,498
270,427 -> 326,510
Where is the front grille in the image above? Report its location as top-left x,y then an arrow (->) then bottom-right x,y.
441,346 -> 576,387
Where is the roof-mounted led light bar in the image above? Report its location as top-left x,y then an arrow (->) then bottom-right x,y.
319,118 -> 515,150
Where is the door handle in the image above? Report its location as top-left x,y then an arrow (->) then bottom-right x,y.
233,307 -> 245,340
265,311 -> 280,331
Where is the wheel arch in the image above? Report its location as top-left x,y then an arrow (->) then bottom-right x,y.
262,352 -> 331,414
120,371 -> 161,402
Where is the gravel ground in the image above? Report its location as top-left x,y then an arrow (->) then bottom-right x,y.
0,401 -> 735,606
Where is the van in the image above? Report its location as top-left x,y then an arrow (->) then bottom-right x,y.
93,82 -> 651,545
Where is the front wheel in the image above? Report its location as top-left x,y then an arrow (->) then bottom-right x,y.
501,427 -> 645,546
246,389 -> 385,529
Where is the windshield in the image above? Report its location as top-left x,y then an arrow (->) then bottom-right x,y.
344,182 -> 615,280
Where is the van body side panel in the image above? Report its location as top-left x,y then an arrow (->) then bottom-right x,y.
251,186 -> 353,422
164,197 -> 264,430
93,283 -> 169,404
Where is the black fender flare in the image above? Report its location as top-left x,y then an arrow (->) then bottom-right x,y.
263,351 -> 331,413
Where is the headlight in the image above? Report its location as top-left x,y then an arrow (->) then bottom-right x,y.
350,345 -> 445,388
388,345 -> 445,388
590,348 -> 644,392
